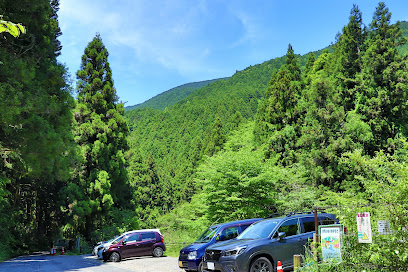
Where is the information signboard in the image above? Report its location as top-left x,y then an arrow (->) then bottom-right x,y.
319,224 -> 343,262
378,220 -> 391,235
357,212 -> 372,243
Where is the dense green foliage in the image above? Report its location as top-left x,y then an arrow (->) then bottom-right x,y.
0,16 -> 25,38
124,56 -> 289,224
126,3 -> 408,271
1,1 -> 408,270
125,78 -> 227,111
0,0 -> 75,258
65,34 -> 133,241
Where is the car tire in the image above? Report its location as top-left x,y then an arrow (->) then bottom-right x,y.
197,261 -> 204,272
249,257 -> 273,272
152,247 -> 164,257
109,252 -> 121,262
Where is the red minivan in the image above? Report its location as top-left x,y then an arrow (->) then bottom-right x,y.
102,229 -> 165,262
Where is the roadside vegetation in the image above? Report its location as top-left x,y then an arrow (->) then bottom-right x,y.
1,1 -> 408,270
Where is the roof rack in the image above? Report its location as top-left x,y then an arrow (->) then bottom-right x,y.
286,211 -> 313,217
266,210 -> 328,219
266,212 -> 285,218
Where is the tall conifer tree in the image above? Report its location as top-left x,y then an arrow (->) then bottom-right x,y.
357,2 -> 408,152
334,5 -> 366,112
336,5 -> 366,79
70,34 -> 129,239
0,0 -> 75,251
254,44 -> 301,144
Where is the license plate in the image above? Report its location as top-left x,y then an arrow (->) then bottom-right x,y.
178,261 -> 183,268
207,262 -> 215,270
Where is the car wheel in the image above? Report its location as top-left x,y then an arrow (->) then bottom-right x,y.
152,247 -> 164,257
197,261 -> 204,272
250,257 -> 273,272
109,252 -> 121,262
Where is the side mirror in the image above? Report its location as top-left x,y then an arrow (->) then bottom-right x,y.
278,232 -> 286,241
218,234 -> 226,241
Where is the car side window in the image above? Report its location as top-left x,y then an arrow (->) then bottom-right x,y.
277,218 -> 300,237
301,217 -> 316,233
124,234 -> 140,243
217,226 -> 239,241
141,232 -> 156,241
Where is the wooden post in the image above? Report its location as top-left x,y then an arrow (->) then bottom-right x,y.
313,206 -> 320,262
293,254 -> 301,271
313,232 -> 318,261
314,205 -> 318,236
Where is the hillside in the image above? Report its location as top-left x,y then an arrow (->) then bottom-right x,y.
124,19 -> 408,222
125,78 -> 227,111
124,51 -> 316,219
399,21 -> 408,55
128,21 -> 407,114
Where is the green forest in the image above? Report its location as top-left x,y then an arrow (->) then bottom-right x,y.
125,78 -> 227,111
1,1 -> 408,271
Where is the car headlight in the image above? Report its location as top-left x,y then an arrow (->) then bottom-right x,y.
222,246 -> 247,257
187,251 -> 197,260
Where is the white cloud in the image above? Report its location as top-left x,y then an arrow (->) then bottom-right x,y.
59,0 -> 217,77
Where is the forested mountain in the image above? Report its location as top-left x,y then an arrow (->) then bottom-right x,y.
399,20 -> 408,54
125,78 -> 227,111
125,54 -> 289,222
124,5 -> 408,268
124,18 -> 407,223
1,1 -> 408,270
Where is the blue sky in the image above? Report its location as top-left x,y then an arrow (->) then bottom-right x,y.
58,0 -> 408,107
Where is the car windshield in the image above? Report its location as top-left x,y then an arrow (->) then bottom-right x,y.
195,226 -> 218,243
111,235 -> 125,245
237,220 -> 279,240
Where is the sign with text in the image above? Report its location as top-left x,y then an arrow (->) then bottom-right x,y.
357,212 -> 372,243
378,220 -> 391,235
319,224 -> 343,262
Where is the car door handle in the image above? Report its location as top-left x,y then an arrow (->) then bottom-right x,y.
298,238 -> 304,241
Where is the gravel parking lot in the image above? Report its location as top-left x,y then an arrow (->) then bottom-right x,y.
95,255 -> 185,272
0,253 -> 185,272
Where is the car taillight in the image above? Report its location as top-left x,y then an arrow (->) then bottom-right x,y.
160,235 -> 164,243
344,226 -> 348,234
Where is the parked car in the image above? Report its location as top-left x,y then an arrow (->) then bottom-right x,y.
102,229 -> 165,262
179,218 -> 261,272
93,237 -> 117,258
203,212 -> 341,272
93,241 -> 105,256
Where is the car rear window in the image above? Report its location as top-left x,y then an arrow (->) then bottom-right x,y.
320,216 -> 336,225
141,232 -> 156,240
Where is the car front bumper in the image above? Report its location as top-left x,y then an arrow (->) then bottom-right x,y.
178,258 -> 201,271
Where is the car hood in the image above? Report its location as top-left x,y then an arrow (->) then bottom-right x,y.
180,242 -> 209,253
100,242 -> 113,249
206,238 -> 257,251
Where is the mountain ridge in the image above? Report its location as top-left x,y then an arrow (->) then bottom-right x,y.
125,78 -> 228,111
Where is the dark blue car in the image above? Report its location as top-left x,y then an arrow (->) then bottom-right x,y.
178,218 -> 261,272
